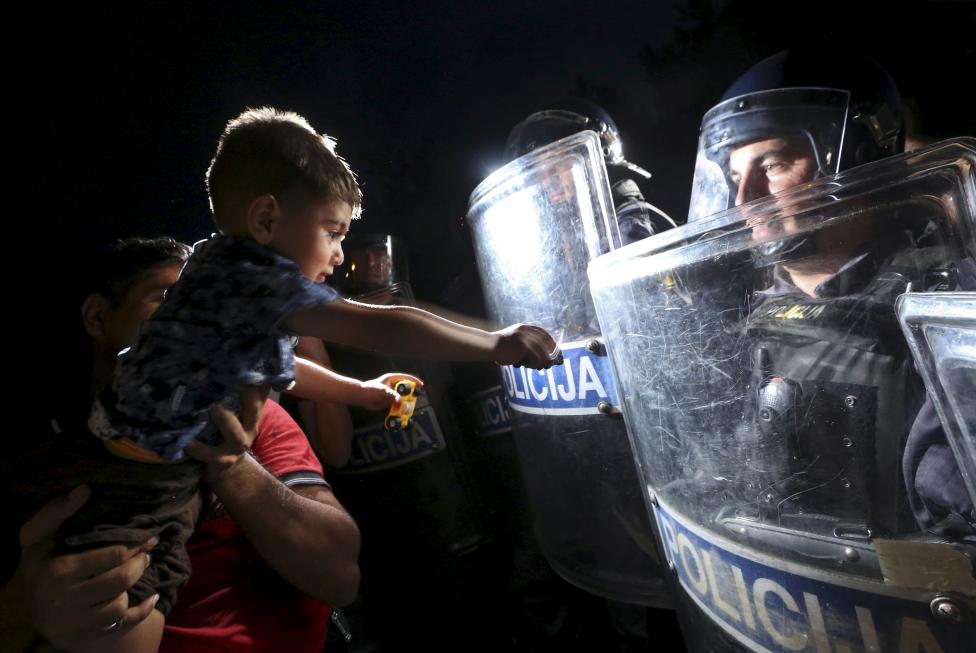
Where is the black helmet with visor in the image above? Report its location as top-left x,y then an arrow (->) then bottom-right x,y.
688,50 -> 905,223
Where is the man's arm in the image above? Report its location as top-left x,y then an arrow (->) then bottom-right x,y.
206,454 -> 361,605
185,393 -> 361,607
283,299 -> 560,369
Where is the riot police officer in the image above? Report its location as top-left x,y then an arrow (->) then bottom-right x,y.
688,49 -> 904,223
588,48 -> 976,653
325,234 -> 508,652
507,99 -> 676,242
688,49 -> 974,538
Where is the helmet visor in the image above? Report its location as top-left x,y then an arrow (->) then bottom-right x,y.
688,88 -> 850,223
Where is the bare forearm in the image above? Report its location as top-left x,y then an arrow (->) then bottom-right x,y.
287,301 -> 501,361
286,301 -> 560,370
291,357 -> 365,405
207,455 -> 361,605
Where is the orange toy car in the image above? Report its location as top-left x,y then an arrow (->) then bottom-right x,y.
385,379 -> 423,430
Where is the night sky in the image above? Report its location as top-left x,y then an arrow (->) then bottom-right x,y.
26,1 -> 975,309
11,5 -> 973,647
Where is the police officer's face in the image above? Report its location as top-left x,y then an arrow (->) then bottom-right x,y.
349,247 -> 392,287
541,163 -> 576,205
728,136 -> 818,207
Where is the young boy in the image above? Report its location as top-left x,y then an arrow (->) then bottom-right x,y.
83,107 -> 560,652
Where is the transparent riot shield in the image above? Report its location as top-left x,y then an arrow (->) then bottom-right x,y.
897,292 -> 976,533
467,130 -> 672,606
589,138 -> 976,652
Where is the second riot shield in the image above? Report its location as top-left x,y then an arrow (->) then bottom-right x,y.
467,130 -> 672,606
897,291 -> 976,537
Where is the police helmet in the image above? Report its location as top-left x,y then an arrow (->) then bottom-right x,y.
333,233 -> 409,296
505,99 -> 652,178
688,49 -> 905,223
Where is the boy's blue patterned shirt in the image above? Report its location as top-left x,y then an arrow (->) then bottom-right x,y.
89,235 -> 339,460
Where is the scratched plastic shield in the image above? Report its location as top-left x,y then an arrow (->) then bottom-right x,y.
467,130 -> 672,606
590,138 -> 976,651
897,292 -> 976,518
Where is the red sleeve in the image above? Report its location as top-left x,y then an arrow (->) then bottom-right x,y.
252,400 -> 325,480
162,400 -> 331,653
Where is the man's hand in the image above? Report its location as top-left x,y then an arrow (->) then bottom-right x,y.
492,324 -> 562,369
184,387 -> 268,480
5,486 -> 158,650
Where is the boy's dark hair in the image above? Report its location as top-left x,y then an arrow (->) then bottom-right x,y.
205,107 -> 363,230
91,236 -> 191,305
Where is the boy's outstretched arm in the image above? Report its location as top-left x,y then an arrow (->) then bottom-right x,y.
290,355 -> 403,409
283,300 -> 561,369
288,350 -> 423,467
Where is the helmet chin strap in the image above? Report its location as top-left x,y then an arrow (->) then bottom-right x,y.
617,160 -> 652,180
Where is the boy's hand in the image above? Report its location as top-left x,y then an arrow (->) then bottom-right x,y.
353,373 -> 424,411
493,324 -> 562,369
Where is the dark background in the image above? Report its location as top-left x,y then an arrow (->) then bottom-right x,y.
22,0 -> 975,307
12,4 -> 975,649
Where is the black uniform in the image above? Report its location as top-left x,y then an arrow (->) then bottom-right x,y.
736,242 -> 960,538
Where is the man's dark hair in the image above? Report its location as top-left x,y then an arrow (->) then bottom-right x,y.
34,236 -> 192,425
205,107 -> 363,230
90,236 -> 191,304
